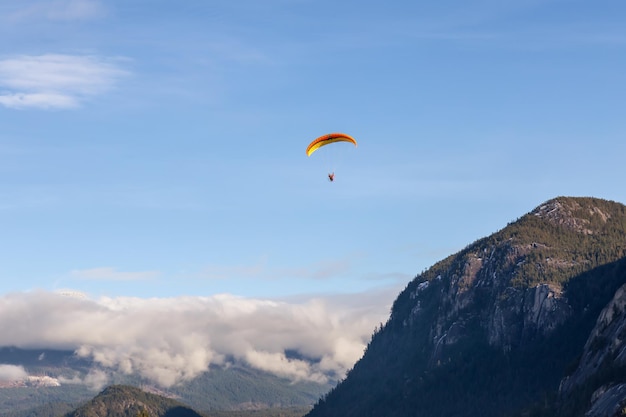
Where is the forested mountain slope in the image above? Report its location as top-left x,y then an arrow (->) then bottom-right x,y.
307,197 -> 626,417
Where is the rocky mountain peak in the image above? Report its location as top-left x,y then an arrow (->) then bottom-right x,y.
531,196 -> 614,235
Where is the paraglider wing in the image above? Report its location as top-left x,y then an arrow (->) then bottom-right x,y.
306,133 -> 357,157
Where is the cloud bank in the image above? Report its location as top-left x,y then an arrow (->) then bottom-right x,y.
0,290 -> 392,387
0,54 -> 128,109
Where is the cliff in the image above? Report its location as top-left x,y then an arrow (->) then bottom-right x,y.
307,196 -> 626,417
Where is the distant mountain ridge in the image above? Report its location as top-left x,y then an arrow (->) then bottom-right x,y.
307,196 -> 626,417
0,350 -> 328,416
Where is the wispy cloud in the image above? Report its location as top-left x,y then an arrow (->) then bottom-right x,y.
70,267 -> 159,281
7,0 -> 106,22
58,368 -> 109,391
273,260 -> 353,281
0,290 -> 391,387
200,262 -> 266,281
200,256 -> 356,282
0,54 -> 128,110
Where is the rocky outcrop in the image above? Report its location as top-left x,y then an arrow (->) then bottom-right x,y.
488,283 -> 571,349
533,198 -> 613,235
585,384 -> 626,417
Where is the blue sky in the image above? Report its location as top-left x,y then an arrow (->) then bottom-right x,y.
0,0 -> 625,387
2,0 -> 626,299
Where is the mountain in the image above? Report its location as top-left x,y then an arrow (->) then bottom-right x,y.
65,385 -> 203,417
0,350 -> 328,416
306,196 -> 626,417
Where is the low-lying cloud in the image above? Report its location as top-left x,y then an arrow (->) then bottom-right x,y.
0,54 -> 128,109
0,290 -> 394,387
0,364 -> 28,382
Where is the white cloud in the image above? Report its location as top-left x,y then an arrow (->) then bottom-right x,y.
0,54 -> 128,110
70,267 -> 159,281
59,368 -> 110,391
0,290 -> 392,387
7,0 -> 106,21
245,350 -> 326,384
0,364 -> 28,382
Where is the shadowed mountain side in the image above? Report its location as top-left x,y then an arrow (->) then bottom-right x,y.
556,275 -> 626,417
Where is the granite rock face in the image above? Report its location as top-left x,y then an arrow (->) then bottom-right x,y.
406,198 -> 624,358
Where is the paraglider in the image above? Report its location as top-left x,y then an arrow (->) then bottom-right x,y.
306,133 -> 357,182
306,133 -> 357,157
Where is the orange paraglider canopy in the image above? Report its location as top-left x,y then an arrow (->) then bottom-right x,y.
306,133 -> 357,157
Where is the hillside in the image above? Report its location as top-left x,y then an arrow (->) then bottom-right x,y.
62,385 -> 312,417
65,385 -> 203,417
307,196 -> 626,417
